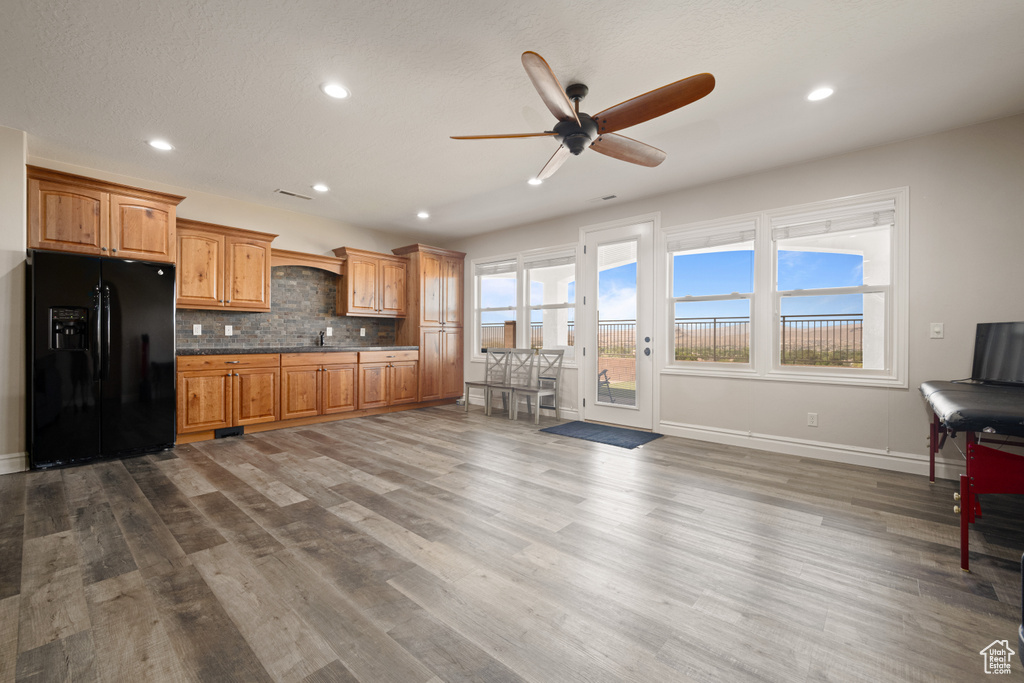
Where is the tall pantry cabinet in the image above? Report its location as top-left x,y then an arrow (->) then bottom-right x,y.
393,244 -> 466,402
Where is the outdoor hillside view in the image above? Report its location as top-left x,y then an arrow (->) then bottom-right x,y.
481,240 -> 871,405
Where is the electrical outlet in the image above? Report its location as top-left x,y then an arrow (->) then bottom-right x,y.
930,322 -> 944,339
192,324 -> 202,336
225,325 -> 233,336
360,328 -> 365,337
325,327 -> 333,337
807,412 -> 818,427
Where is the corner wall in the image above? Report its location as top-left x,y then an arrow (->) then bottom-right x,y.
0,126 -> 26,474
447,114 -> 1024,479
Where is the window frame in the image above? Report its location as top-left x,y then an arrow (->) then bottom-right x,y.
664,217 -> 759,375
660,188 -> 909,388
471,243 -> 579,366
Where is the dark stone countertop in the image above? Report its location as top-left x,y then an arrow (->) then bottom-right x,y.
177,346 -> 419,356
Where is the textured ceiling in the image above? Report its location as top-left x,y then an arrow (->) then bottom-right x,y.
2,0 -> 1024,240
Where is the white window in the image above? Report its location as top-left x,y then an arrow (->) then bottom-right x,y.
771,198 -> 900,381
525,250 -> 576,361
475,258 -> 517,354
668,221 -> 756,366
662,189 -> 908,387
472,246 -> 578,362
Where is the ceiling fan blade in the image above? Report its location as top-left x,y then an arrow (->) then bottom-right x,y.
537,145 -> 571,180
590,133 -> 666,167
593,73 -> 715,135
450,132 -> 558,140
522,51 -> 580,125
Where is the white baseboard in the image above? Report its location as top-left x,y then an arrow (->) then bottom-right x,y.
658,420 -> 964,481
0,452 -> 28,475
464,393 -> 579,422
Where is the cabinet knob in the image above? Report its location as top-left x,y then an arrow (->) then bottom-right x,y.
112,248 -> 118,253
226,300 -> 231,303
101,247 -> 107,251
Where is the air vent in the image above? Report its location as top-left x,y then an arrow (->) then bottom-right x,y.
274,188 -> 313,200
587,194 -> 618,203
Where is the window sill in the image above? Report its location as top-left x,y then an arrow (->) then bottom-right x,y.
661,363 -> 906,388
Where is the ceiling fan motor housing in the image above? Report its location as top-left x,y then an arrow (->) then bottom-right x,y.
554,114 -> 598,155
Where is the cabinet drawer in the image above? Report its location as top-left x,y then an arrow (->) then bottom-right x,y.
281,352 -> 358,367
178,354 -> 280,371
358,350 -> 418,363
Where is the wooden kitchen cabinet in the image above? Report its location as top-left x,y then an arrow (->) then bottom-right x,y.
394,244 -> 466,401
27,166 -> 183,262
281,352 -> 358,420
176,218 -> 276,311
177,354 -> 280,433
333,247 -> 408,318
357,350 -> 418,408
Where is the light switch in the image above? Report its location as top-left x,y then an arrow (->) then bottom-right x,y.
326,327 -> 333,336
360,328 -> 365,337
930,322 -> 944,339
225,325 -> 233,336
192,324 -> 202,336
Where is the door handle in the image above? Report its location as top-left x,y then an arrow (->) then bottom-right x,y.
644,348 -> 651,356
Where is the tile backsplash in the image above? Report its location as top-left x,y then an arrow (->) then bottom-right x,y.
176,266 -> 395,350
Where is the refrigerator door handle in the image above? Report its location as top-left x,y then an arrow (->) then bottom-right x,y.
101,285 -> 112,380
93,284 -> 103,376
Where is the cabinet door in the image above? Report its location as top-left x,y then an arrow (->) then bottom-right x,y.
442,256 -> 464,326
28,179 -> 108,256
441,327 -> 464,399
281,365 -> 321,420
358,362 -> 389,409
389,361 -> 419,405
177,370 -> 233,433
419,252 -> 443,325
379,259 -> 408,317
233,368 -> 280,426
225,237 -> 272,310
418,327 -> 443,402
177,229 -> 225,307
322,364 -> 358,414
109,194 -> 175,262
344,255 -> 380,315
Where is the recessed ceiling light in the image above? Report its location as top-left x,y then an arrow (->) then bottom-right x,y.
527,177 -> 543,186
148,139 -> 174,151
312,183 -> 330,192
417,211 -> 430,219
807,87 -> 834,101
321,83 -> 350,99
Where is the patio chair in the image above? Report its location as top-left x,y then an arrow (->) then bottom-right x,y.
512,349 -> 564,424
598,368 -> 614,403
463,348 -> 510,415
489,349 -> 537,420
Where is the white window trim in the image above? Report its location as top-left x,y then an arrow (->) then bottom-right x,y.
661,214 -> 761,379
470,243 -> 580,367
660,188 -> 909,388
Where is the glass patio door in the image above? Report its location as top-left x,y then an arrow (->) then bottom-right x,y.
580,220 -> 654,429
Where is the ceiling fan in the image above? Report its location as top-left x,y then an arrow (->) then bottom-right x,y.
452,51 -> 715,181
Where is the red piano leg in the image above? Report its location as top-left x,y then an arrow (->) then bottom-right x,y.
959,473 -> 971,571
929,413 -> 939,483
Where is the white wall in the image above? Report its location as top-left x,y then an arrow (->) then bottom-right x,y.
0,126 -> 26,474
448,114 -> 1024,478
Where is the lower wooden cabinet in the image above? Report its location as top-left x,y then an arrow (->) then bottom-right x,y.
177,355 -> 280,434
419,326 -> 464,401
177,349 -> 430,440
281,352 -> 358,420
357,350 -> 419,409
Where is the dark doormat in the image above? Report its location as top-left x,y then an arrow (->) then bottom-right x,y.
539,421 -> 663,449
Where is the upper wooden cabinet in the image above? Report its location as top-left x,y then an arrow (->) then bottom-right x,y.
392,244 -> 465,327
176,219 -> 277,312
332,247 -> 408,318
27,166 -> 184,263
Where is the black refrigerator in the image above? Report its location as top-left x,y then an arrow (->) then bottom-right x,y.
27,250 -> 177,469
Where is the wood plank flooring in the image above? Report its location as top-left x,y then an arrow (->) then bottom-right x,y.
2,405 -> 1022,682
